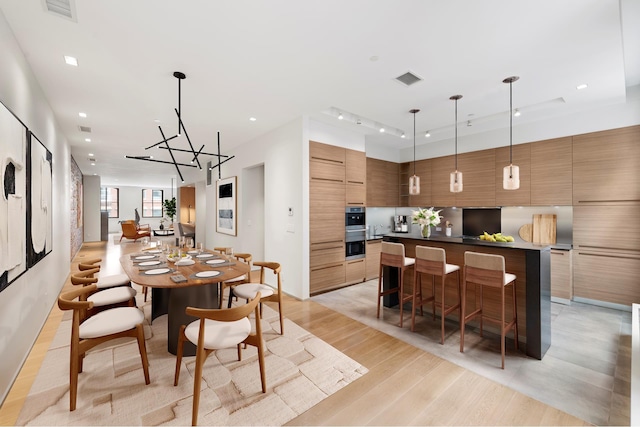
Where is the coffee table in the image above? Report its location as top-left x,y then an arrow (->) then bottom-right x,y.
153,228 -> 174,236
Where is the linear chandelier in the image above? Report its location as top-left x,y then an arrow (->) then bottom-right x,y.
126,71 -> 234,182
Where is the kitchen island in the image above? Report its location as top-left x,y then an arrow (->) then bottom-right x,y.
382,233 -> 551,360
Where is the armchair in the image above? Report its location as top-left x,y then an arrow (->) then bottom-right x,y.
119,220 -> 151,242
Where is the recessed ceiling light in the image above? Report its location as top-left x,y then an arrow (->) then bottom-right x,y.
577,83 -> 588,90
249,117 -> 257,122
425,131 -> 431,138
379,127 -> 385,133
153,119 -> 161,123
64,55 -> 78,66
90,162 -> 95,166
401,133 -> 405,138
78,112 -> 87,118
85,138 -> 91,142
513,109 -> 521,117
88,153 -> 94,156
338,113 -> 343,120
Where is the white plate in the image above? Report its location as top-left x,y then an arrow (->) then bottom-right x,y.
134,255 -> 156,260
205,259 -> 226,265
187,250 -> 199,254
139,260 -> 161,266
146,249 -> 162,254
144,268 -> 171,275
175,259 -> 195,266
195,254 -> 214,258
195,271 -> 221,278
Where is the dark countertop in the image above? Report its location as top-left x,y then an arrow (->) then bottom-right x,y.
379,231 -> 569,251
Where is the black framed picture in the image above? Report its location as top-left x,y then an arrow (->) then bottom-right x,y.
26,131 -> 52,268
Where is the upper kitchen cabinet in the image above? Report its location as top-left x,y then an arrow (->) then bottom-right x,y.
345,148 -> 366,206
366,157 -> 399,207
573,126 -> 640,204
430,155 -> 457,207
455,149 -> 496,207
407,159 -> 432,208
309,140 -> 346,184
530,137 -> 572,206
495,144 -> 531,206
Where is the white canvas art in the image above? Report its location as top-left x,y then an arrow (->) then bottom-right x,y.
27,132 -> 52,268
216,176 -> 236,236
0,102 -> 27,292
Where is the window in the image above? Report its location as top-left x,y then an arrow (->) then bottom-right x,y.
142,189 -> 163,217
100,187 -> 119,218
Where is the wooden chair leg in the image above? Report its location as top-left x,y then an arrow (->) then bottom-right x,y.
136,324 -> 150,385
256,339 -> 267,393
431,275 -> 436,320
174,325 -> 186,386
411,271 -> 419,332
460,279 -> 466,353
376,267 -> 383,318
512,281 -> 519,350
398,268 -> 405,328
191,345 -> 206,426
440,275 -> 446,345
277,300 -> 284,335
69,345 -> 80,411
501,286 -> 506,369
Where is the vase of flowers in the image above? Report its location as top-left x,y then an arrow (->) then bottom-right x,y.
411,207 -> 443,239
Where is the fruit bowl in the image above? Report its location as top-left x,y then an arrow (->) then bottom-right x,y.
167,253 -> 192,263
479,232 -> 514,243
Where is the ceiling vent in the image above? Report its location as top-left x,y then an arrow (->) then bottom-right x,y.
42,0 -> 77,22
78,125 -> 91,133
395,71 -> 423,87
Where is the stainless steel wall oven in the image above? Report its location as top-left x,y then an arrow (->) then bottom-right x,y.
345,207 -> 366,260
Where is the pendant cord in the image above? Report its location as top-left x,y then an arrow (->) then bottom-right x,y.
454,98 -> 458,171
509,80 -> 513,165
413,111 -> 416,176
177,78 -> 182,135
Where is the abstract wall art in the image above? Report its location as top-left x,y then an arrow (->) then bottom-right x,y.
216,176 -> 236,236
26,131 -> 53,268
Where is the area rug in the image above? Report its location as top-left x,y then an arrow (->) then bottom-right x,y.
16,296 -> 368,426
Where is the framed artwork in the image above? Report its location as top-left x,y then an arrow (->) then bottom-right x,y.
0,101 -> 28,292
216,176 -> 236,236
26,131 -> 52,268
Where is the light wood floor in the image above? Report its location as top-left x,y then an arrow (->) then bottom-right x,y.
0,239 -> 590,426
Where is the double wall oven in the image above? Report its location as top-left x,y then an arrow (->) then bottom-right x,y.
345,207 -> 366,260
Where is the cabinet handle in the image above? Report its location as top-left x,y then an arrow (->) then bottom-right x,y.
347,259 -> 365,265
347,202 -> 365,205
311,246 -> 343,251
311,263 -> 343,272
311,177 -> 344,183
578,252 -> 640,261
311,156 -> 344,165
577,245 -> 640,253
347,180 -> 364,185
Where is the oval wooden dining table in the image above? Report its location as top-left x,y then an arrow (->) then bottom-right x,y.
120,250 -> 249,355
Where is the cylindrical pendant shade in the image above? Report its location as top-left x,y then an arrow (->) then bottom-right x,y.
409,174 -> 420,195
449,170 -> 463,193
503,164 -> 520,190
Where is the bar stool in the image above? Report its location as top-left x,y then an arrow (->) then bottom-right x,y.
377,241 -> 415,327
411,246 -> 461,344
460,251 -> 518,369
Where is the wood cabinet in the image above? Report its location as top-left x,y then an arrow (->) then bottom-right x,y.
573,248 -> 640,306
430,155 -> 457,207
495,144 -> 531,206
407,159 -> 432,208
310,262 -> 346,293
550,249 -> 572,304
346,258 -> 366,284
310,140 -> 346,166
455,149 -> 496,207
366,157 -> 399,207
365,239 -> 382,280
309,180 -> 344,243
345,148 -> 366,206
573,205 -> 640,252
530,137 -> 572,205
573,126 -> 640,204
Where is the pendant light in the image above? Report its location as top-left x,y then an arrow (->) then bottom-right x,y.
503,76 -> 520,190
449,95 -> 463,193
409,108 -> 421,195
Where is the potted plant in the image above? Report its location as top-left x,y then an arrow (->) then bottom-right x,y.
163,197 -> 176,225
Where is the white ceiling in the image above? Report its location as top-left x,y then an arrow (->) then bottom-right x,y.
0,0 -> 638,187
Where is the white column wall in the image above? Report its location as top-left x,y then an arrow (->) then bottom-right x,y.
205,118 -> 306,299
82,175 -> 101,242
0,11 -> 72,404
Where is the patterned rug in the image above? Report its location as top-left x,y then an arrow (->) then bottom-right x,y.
16,294 -> 367,426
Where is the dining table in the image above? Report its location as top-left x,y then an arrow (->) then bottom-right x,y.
119,248 -> 249,356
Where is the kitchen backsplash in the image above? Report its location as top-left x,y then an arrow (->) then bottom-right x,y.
366,206 -> 573,245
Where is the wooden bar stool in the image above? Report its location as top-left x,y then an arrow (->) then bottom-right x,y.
377,241 -> 415,327
411,246 -> 461,344
460,251 -> 518,369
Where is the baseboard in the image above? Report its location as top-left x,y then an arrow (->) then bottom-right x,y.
572,297 -> 632,312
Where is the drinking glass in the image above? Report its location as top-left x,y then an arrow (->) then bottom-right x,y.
141,237 -> 149,247
187,238 -> 194,251
197,242 -> 204,254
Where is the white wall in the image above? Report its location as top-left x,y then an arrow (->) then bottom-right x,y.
0,11 -> 72,404
107,185 -> 173,233
205,117 -> 306,299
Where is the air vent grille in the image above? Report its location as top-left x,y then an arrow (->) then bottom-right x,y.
395,71 -> 423,87
79,126 -> 92,133
43,0 -> 76,21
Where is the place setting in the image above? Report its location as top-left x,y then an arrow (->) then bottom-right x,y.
189,270 -> 223,280
141,267 -> 175,276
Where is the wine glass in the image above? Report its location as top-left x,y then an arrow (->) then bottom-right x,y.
186,238 -> 194,252
197,242 -> 204,254
227,247 -> 233,269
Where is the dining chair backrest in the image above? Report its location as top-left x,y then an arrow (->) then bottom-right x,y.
415,245 -> 446,276
464,251 -> 506,288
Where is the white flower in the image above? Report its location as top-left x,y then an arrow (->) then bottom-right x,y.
411,207 -> 442,227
